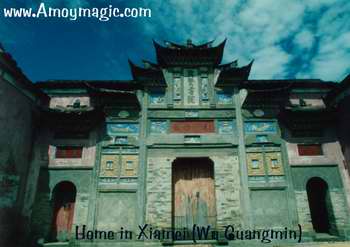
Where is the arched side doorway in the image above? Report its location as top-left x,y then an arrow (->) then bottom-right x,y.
51,181 -> 77,241
172,157 -> 217,231
306,177 -> 332,234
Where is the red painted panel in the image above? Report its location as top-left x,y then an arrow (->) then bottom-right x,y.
170,120 -> 215,133
56,146 -> 82,158
297,144 -> 323,156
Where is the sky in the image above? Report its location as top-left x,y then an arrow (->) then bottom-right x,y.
0,0 -> 349,82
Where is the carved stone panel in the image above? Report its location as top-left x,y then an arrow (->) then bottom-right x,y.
173,78 -> 182,101
120,155 -> 139,177
150,92 -> 166,105
201,77 -> 209,101
150,121 -> 168,134
107,123 -> 139,135
247,153 -> 265,176
218,120 -> 235,134
100,154 -> 119,177
244,121 -> 277,133
217,92 -> 232,104
184,70 -> 199,106
266,152 -> 284,176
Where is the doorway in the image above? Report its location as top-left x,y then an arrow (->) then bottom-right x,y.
306,177 -> 331,233
51,181 -> 76,241
172,157 -> 216,230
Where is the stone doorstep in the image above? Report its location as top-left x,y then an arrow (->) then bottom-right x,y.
174,245 -> 213,247
287,242 -> 350,247
43,243 -> 69,247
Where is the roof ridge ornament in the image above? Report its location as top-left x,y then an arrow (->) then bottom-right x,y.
152,39 -> 226,67
187,39 -> 193,48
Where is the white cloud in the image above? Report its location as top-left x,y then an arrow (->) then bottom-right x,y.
294,29 -> 315,50
250,46 -> 291,79
141,0 -> 350,81
310,32 -> 350,80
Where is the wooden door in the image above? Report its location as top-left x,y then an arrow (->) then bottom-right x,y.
51,182 -> 76,241
172,158 -> 216,229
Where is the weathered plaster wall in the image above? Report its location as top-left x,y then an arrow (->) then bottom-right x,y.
96,191 -> 137,231
335,96 -> 350,211
286,141 -> 342,166
47,132 -> 97,168
30,169 -> 93,241
0,74 -> 37,245
289,93 -> 326,107
23,126 -> 97,244
250,189 -> 290,228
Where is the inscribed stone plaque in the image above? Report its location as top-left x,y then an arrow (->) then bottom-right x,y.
201,77 -> 209,101
174,78 -> 182,101
170,120 -> 215,133
184,70 -> 199,106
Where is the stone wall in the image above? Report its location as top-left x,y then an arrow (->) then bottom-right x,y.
145,156 -> 173,228
291,166 -> 350,239
211,155 -> 241,227
328,190 -> 349,236
294,191 -> 313,233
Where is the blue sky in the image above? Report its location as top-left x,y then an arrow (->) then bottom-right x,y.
0,0 -> 349,82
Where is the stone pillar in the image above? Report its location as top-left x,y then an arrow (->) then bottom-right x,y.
211,155 -> 241,228
145,157 -> 175,228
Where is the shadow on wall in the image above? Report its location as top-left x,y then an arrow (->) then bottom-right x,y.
29,169 -> 51,246
0,151 -> 27,247
306,177 -> 338,236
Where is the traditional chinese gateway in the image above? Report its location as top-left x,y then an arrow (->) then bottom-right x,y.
0,40 -> 350,247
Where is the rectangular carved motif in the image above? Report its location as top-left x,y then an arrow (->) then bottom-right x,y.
266,152 -> 284,176
170,120 -> 215,133
245,121 -> 277,133
107,123 -> 139,135
100,154 -> 119,177
121,155 -> 139,177
247,153 -> 265,176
